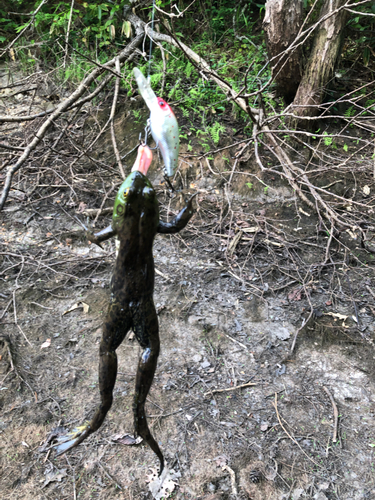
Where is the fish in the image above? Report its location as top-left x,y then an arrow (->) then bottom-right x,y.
133,68 -> 179,177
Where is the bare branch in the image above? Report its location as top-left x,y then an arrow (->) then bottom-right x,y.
0,28 -> 144,210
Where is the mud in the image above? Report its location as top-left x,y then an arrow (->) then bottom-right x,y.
1,66 -> 375,500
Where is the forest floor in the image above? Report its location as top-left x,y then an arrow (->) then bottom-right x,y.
1,65 -> 375,500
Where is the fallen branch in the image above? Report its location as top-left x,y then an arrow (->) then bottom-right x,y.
204,380 -> 257,397
322,386 -> 339,443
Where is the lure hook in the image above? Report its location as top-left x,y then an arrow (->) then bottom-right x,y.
139,121 -> 151,146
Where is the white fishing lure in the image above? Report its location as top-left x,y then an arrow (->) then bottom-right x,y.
133,68 -> 179,177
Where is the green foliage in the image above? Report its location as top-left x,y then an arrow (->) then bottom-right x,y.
344,106 -> 356,118
1,1 -> 131,61
323,132 -> 333,146
0,0 -> 271,130
207,122 -> 226,144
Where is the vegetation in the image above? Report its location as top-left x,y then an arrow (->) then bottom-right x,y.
0,1 -> 375,215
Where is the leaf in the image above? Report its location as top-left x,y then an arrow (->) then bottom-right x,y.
62,302 -> 89,315
41,339 -> 51,349
147,467 -> 180,499
324,312 -> 348,321
122,20 -> 131,38
363,185 -> 370,195
110,433 -> 142,446
42,468 -> 67,488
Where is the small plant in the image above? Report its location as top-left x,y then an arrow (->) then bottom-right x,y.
132,109 -> 142,123
323,132 -> 333,146
208,122 -> 226,145
344,105 -> 356,118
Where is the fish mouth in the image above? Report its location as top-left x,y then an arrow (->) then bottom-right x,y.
131,145 -> 153,176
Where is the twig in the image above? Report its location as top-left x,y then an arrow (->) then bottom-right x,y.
79,207 -> 112,218
273,393 -> 322,468
13,290 -> 32,346
154,0 -> 197,18
228,140 -> 252,185
29,302 -> 54,310
322,386 -> 338,443
290,309 -> 313,353
0,142 -> 25,151
3,341 -> 36,400
0,298 -> 12,320
224,333 -> 248,350
204,380 -> 257,397
98,462 -> 122,490
345,270 -> 360,327
93,184 -> 116,226
222,465 -> 237,496
366,285 -> 375,300
64,0 -> 76,69
155,268 -> 172,281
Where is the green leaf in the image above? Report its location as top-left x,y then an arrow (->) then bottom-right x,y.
122,20 -> 131,38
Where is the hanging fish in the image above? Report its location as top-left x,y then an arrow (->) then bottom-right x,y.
133,68 -> 179,177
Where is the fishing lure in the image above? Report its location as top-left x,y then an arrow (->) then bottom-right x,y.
133,68 -> 179,177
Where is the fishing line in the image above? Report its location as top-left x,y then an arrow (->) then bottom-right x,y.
145,0 -> 176,191
147,0 -> 156,80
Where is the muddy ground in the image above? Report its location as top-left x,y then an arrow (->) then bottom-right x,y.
1,67 -> 375,500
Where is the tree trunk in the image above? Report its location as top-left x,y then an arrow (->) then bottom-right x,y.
263,0 -> 303,104
291,0 -> 348,119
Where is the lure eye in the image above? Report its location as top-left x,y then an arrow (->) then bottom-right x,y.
160,101 -> 165,107
123,188 -> 129,197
